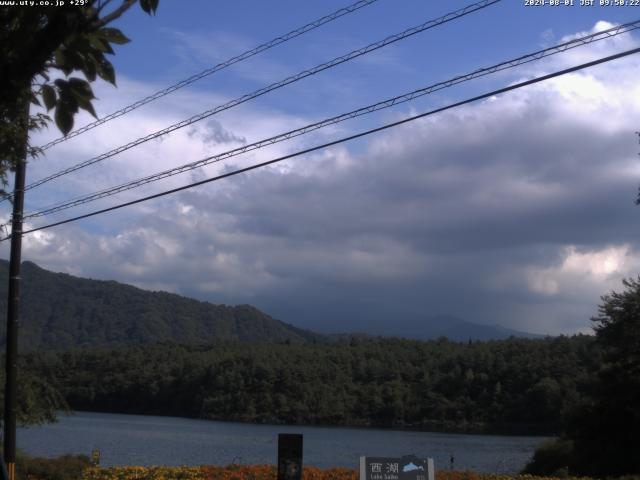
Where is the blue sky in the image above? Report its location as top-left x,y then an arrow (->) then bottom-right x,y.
110,0 -> 638,110
3,0 -> 640,336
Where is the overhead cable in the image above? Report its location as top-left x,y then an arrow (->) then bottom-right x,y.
22,19 -> 640,220
36,0 -> 382,152
14,0 -> 501,199
5,46 -> 638,241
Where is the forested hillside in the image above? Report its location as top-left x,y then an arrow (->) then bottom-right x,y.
26,335 -> 595,434
0,261 -> 321,349
0,260 -> 542,348
0,260 -> 598,435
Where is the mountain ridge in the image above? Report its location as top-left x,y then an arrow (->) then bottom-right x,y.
0,259 -> 541,349
0,260 -> 323,350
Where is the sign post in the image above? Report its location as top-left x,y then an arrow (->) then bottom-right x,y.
359,456 -> 434,480
277,434 -> 303,480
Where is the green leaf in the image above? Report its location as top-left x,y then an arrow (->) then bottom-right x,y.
54,106 -> 74,136
54,49 -> 73,75
140,0 -> 159,14
98,27 -> 130,45
55,85 -> 80,135
68,36 -> 93,55
88,35 -> 114,54
64,78 -> 97,119
57,84 -> 79,116
64,49 -> 86,71
96,58 -> 116,85
76,96 -> 98,119
68,78 -> 95,100
42,85 -> 57,111
30,94 -> 41,107
84,56 -> 97,82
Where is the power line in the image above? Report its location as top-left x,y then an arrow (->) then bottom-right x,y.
6,46 -> 638,241
36,0 -> 381,152
12,0 -> 501,200
21,19 -> 640,220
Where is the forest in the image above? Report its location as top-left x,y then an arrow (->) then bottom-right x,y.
23,335 -> 595,435
0,260 -> 323,349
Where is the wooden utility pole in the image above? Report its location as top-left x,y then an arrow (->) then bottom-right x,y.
3,101 -> 28,480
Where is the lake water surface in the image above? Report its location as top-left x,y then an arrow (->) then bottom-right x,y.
17,411 -> 546,474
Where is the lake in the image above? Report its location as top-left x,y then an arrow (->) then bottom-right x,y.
17,411 -> 546,474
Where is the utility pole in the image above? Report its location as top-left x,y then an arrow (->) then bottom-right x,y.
3,101 -> 28,480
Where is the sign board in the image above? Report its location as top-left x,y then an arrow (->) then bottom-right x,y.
277,433 -> 303,480
359,456 -> 434,480
91,449 -> 100,466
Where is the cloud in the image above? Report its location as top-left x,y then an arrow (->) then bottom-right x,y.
526,245 -> 637,297
2,23 -> 640,336
188,119 -> 247,146
163,28 -> 299,85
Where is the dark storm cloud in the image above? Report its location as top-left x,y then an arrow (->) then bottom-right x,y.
11,50 -> 640,336
160,72 -> 640,334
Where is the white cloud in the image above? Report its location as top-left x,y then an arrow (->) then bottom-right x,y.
2,22 -> 640,336
526,245 -> 639,296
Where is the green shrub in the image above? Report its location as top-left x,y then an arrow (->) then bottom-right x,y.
16,453 -> 91,480
522,438 -> 575,476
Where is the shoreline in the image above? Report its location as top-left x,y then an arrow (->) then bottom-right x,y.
64,409 -> 555,438
20,411 -> 545,473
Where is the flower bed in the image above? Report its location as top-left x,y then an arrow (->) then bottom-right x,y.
80,466 -> 599,480
81,465 -> 356,480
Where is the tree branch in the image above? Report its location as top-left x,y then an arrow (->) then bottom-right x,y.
91,0 -> 137,29
96,0 -> 116,15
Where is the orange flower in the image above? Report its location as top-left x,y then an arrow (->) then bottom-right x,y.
83,465 -> 598,480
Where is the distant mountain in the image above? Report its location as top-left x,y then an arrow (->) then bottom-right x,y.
400,314 -> 544,341
0,260 -> 323,350
0,260 -> 542,350
330,316 -> 542,342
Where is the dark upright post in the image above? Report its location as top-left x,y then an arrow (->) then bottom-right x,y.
277,433 -> 303,480
3,102 -> 28,480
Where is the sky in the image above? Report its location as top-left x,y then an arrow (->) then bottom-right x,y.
2,0 -> 640,336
